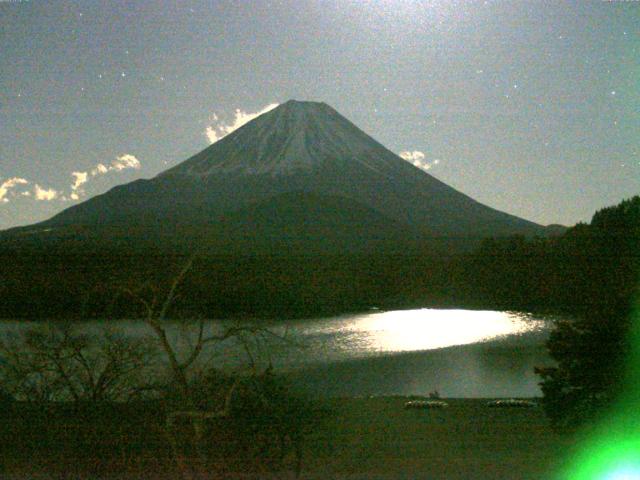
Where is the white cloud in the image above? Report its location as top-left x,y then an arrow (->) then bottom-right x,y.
72,171 -> 88,189
91,163 -> 109,176
71,171 -> 88,195
0,177 -> 29,203
34,184 -> 59,201
68,154 -> 140,201
89,155 -> 140,177
399,150 -> 441,172
2,153 -> 142,206
112,154 -> 141,171
205,126 -> 222,144
205,103 -> 279,144
399,151 -> 426,162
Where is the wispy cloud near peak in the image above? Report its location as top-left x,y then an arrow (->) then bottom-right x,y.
112,154 -> 141,171
205,103 -> 279,144
399,150 -> 440,172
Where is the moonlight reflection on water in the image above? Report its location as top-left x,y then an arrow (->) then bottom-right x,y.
352,309 -> 545,352
295,309 -> 548,356
280,309 -> 552,398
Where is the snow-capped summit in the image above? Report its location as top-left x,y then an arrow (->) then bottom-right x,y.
161,100 -> 401,178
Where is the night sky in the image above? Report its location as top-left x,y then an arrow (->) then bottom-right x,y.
1,0 -> 638,230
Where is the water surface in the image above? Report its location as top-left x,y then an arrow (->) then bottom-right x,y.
0,308 -> 554,398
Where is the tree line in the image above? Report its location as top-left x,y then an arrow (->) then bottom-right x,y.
466,196 -> 639,428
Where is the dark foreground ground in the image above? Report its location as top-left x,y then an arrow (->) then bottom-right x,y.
0,397 -> 574,480
303,397 -> 573,480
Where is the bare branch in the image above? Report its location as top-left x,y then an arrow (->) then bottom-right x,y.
121,288 -> 155,318
180,319 -> 205,370
158,256 -> 195,322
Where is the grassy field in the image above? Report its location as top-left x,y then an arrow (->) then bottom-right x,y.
301,397 -> 574,480
0,397 -> 575,479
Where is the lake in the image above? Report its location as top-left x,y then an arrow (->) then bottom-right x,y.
271,309 -> 554,398
0,308 -> 554,398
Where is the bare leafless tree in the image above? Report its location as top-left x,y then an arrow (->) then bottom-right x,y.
0,323 -> 155,403
121,257 -> 303,479
122,258 -> 293,405
0,257 -> 311,479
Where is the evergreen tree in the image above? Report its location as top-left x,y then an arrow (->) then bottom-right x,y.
536,196 -> 640,429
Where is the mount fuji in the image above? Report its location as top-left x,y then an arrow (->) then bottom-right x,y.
3,100 -> 551,253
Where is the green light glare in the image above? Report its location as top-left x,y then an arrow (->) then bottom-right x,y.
603,465 -> 640,480
565,438 -> 640,480
559,303 -> 640,480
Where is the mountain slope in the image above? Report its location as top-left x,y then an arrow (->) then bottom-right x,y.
4,100 -> 550,252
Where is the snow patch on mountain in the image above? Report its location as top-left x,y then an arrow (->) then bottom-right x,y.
163,100 -> 403,178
